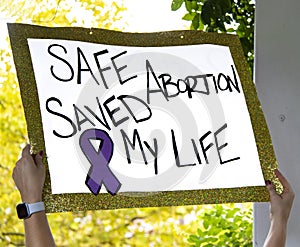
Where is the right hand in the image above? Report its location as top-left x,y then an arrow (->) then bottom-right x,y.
266,169 -> 295,225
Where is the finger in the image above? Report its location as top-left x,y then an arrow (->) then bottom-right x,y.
35,151 -> 44,167
15,159 -> 21,166
266,182 -> 279,200
274,169 -> 293,193
21,144 -> 31,157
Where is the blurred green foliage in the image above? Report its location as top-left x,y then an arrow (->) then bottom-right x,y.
171,0 -> 255,75
187,204 -> 252,247
0,45 -> 27,246
0,0 -> 253,246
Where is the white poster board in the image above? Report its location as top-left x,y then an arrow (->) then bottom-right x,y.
28,39 -> 264,195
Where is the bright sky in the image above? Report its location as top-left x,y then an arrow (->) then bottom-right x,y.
0,0 -> 188,85
0,0 -> 188,45
122,0 -> 188,32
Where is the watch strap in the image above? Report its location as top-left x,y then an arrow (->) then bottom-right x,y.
27,202 -> 45,215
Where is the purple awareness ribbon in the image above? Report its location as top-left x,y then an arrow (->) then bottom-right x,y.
79,129 -> 121,195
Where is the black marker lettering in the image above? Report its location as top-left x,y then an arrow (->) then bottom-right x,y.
46,97 -> 77,138
73,104 -> 95,131
171,129 -> 196,167
216,66 -> 240,93
177,79 -> 188,94
103,95 -> 129,127
212,75 -> 219,94
144,139 -> 158,174
146,60 -> 169,104
217,73 -> 232,92
229,65 -> 240,93
188,74 -> 211,96
111,51 -> 137,85
120,129 -> 148,165
77,47 -> 100,85
158,73 -> 179,98
93,49 -> 111,89
117,95 -> 152,123
48,44 -> 74,82
214,123 -> 240,164
191,138 -> 202,165
199,131 -> 213,164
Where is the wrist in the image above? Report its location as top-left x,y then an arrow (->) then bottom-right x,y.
21,195 -> 42,204
270,218 -> 288,232
270,214 -> 289,227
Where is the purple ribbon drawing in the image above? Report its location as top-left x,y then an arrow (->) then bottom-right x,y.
79,129 -> 121,195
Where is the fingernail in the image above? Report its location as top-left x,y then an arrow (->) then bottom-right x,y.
39,150 -> 44,157
265,180 -> 271,186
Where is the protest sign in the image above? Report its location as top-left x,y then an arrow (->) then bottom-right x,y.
8,23 -> 276,212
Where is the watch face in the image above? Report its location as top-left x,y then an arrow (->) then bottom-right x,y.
17,203 -> 29,219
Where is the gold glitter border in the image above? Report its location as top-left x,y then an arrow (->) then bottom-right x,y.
8,23 -> 275,213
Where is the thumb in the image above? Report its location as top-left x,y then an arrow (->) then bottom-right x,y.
22,144 -> 31,157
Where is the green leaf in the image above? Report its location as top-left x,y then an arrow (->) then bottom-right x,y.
227,28 -> 235,33
226,208 -> 239,218
199,19 -> 204,30
184,0 -> 198,12
188,234 -> 201,243
203,219 -> 209,230
191,0 -> 198,10
203,243 -> 214,247
182,12 -> 196,21
185,0 -> 193,12
192,13 -> 200,29
171,0 -> 184,11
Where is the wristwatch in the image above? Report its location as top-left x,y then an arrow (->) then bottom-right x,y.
16,202 -> 45,219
